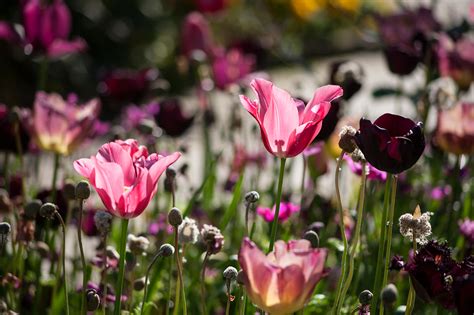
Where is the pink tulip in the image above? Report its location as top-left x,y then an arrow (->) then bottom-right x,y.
212,48 -> 255,90
256,202 -> 300,223
74,139 -> 180,219
240,78 -> 343,158
239,237 -> 327,314
32,92 -> 100,155
181,12 -> 215,59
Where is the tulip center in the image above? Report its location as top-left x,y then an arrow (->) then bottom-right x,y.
275,139 -> 285,155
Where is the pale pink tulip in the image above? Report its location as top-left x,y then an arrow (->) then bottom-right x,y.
240,78 -> 343,158
239,238 -> 327,314
32,92 -> 100,155
74,139 -> 180,219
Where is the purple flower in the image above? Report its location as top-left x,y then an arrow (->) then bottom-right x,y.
354,114 -> 425,174
438,34 -> 474,90
212,48 -> 255,90
257,202 -> 300,223
148,212 -> 173,236
121,102 -> 159,131
0,0 -> 86,58
181,12 -> 215,59
194,0 -> 230,13
429,185 -> 451,201
99,68 -> 159,101
154,98 -> 194,137
343,154 -> 387,181
460,219 -> 474,244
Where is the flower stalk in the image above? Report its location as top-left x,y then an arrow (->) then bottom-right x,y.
268,158 -> 286,253
113,218 -> 129,315
54,210 -> 70,315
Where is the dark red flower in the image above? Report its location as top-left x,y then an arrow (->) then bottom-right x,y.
181,12 -> 215,59
194,0 -> 230,13
453,256 -> 474,315
0,105 -> 30,154
155,98 -> 194,137
99,68 -> 158,101
354,114 -> 425,174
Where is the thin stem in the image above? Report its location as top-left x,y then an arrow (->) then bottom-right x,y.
38,57 -> 49,90
332,152 -> 349,315
51,153 -> 60,202
340,161 -> 367,303
405,237 -> 417,315
141,249 -> 163,315
173,228 -> 187,315
200,251 -> 210,315
165,258 -> 173,315
101,234 -> 108,315
371,176 -> 392,312
114,218 -> 129,315
267,158 -> 286,253
380,175 -> 398,312
55,211 -> 70,315
13,120 -> 26,200
225,284 -> 231,315
77,199 -> 87,315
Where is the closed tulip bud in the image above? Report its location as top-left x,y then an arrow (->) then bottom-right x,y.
25,199 -> 42,220
86,289 -> 101,311
168,208 -> 183,227
159,244 -> 175,257
381,284 -> 398,306
303,230 -> 320,248
359,290 -> 373,305
75,181 -> 91,200
39,203 -> 58,219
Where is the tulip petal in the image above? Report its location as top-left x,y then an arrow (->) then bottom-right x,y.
73,158 -> 94,178
91,159 -> 124,209
250,78 -> 273,118
97,142 -> 136,186
307,85 -> 343,108
148,152 -> 181,186
286,121 -> 323,157
277,264 -> 305,310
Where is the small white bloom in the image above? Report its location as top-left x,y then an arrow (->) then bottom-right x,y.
178,217 -> 199,244
399,205 -> 432,245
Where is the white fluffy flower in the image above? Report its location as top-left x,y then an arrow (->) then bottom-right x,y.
399,205 -> 432,245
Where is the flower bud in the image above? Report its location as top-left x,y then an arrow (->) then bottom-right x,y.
358,290 -> 373,305
160,243 -> 175,257
166,167 -> 177,179
201,224 -> 224,254
62,181 -> 76,200
133,277 -> 146,291
39,203 -> 58,220
86,289 -> 101,311
76,181 -> 91,200
223,266 -> 238,281
168,207 -> 183,227
303,230 -> 320,248
164,167 -> 177,193
94,211 -> 113,235
178,217 -> 199,244
339,126 -> 358,153
127,234 -> 150,256
0,222 -> 11,236
24,199 -> 42,220
244,191 -> 260,204
381,283 -> 398,306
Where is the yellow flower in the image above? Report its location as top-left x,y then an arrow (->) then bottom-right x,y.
291,0 -> 324,20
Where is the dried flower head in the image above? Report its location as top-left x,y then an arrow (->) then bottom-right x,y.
94,211 -> 113,235
86,289 -> 101,311
178,217 -> 199,244
201,224 -> 224,254
339,125 -> 358,153
127,234 -> 150,256
159,244 -> 175,257
39,203 -> 58,220
399,205 -> 432,245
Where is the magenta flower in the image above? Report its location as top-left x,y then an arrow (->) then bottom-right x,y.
459,219 -> 474,244
343,155 -> 387,181
73,139 -> 181,219
181,12 -> 215,59
438,34 -> 474,90
240,78 -> 343,158
212,48 -> 255,89
257,202 -> 300,223
238,238 -> 327,314
32,92 -> 100,155
0,0 -> 86,58
194,0 -> 230,13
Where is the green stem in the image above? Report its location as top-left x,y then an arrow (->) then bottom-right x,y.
55,211 -> 70,315
38,58 -> 49,91
380,175 -> 398,313
200,251 -> 210,315
77,200 -> 87,315
173,228 -> 187,315
405,237 -> 417,315
13,120 -> 26,200
267,158 -> 286,253
51,153 -> 60,202
332,152 -> 349,315
141,249 -> 164,315
102,235 -> 108,315
165,258 -> 173,315
340,161 -> 367,303
114,218 -> 129,315
371,176 -> 392,312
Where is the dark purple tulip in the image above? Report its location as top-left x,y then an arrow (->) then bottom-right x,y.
354,114 -> 425,174
181,12 -> 215,59
155,98 -> 194,137
375,7 -> 440,75
453,256 -> 474,315
405,241 -> 459,309
100,68 -> 159,101
194,0 -> 230,13
0,105 -> 30,154
23,0 -> 43,46
329,60 -> 364,100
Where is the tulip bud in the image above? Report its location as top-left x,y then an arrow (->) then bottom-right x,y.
76,181 -> 91,200
25,199 -> 42,220
159,244 -> 175,257
168,208 -> 183,227
358,290 -> 373,305
39,203 -> 58,220
381,283 -> 398,306
303,230 -> 320,248
86,289 -> 101,311
0,222 -> 11,236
